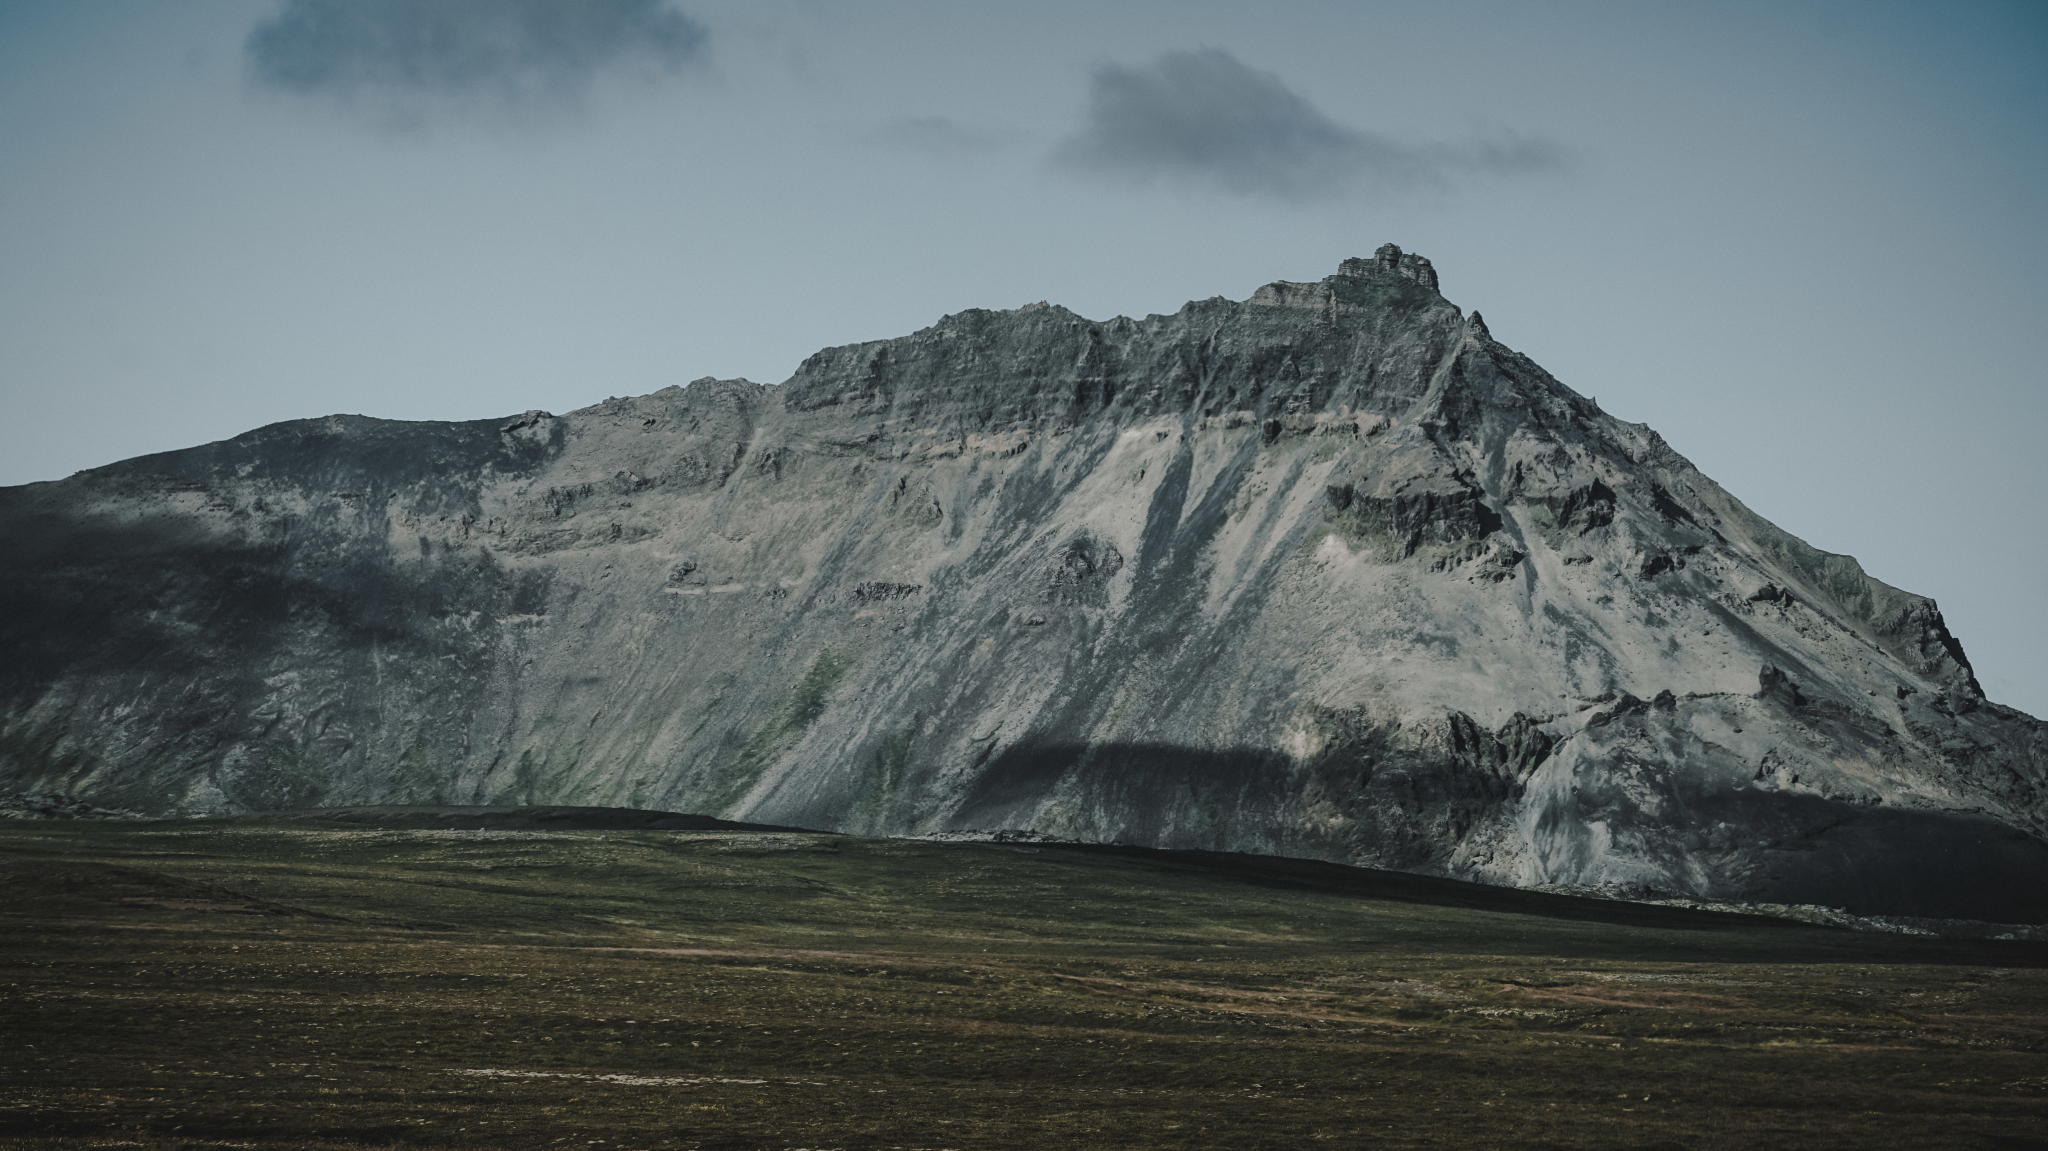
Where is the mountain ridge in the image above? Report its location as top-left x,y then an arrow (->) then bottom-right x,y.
3,245 -> 2042,921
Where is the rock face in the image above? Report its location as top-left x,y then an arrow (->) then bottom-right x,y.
3,245 -> 2044,920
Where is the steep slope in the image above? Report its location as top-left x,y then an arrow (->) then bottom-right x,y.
3,246 -> 2043,920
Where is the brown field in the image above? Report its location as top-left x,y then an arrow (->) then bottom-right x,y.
2,817 -> 2045,1150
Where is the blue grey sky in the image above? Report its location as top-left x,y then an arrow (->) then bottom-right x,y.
1,1 -> 2043,714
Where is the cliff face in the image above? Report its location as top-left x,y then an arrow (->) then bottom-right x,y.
4,246 -> 2044,920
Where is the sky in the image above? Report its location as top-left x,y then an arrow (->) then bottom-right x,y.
0,0 -> 2043,715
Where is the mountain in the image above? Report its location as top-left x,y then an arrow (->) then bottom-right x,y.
3,245 -> 2043,921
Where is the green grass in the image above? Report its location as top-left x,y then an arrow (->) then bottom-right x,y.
704,650 -> 858,815
1,817 -> 2044,1150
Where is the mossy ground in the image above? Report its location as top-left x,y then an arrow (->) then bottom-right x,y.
2,819 -> 2044,1150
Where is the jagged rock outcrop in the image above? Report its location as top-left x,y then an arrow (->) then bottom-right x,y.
3,244 -> 2044,920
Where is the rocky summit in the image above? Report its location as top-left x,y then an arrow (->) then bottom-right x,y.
3,245 -> 2043,921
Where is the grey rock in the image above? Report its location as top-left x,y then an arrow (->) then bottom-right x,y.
0,791 -> 145,820
2,244 -> 2044,921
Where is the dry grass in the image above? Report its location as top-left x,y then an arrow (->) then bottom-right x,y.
2,819 -> 2045,1150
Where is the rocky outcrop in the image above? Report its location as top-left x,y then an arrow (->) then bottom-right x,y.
2,244 -> 2044,921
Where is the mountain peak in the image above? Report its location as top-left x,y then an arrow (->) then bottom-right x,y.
3,250 -> 2043,923
1337,243 -> 1440,293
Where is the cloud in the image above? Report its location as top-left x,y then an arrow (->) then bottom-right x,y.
864,115 -> 1011,158
1053,49 -> 1563,201
245,0 -> 707,119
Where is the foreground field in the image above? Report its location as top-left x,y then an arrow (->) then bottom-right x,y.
2,813 -> 2045,1150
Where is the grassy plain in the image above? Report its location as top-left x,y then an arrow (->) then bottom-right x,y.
1,815 -> 2045,1150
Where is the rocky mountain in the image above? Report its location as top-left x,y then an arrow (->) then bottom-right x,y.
3,245 -> 2043,920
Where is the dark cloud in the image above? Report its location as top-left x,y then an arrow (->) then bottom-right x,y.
246,0 -> 706,115
1054,49 -> 1563,200
865,115 -> 1010,158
